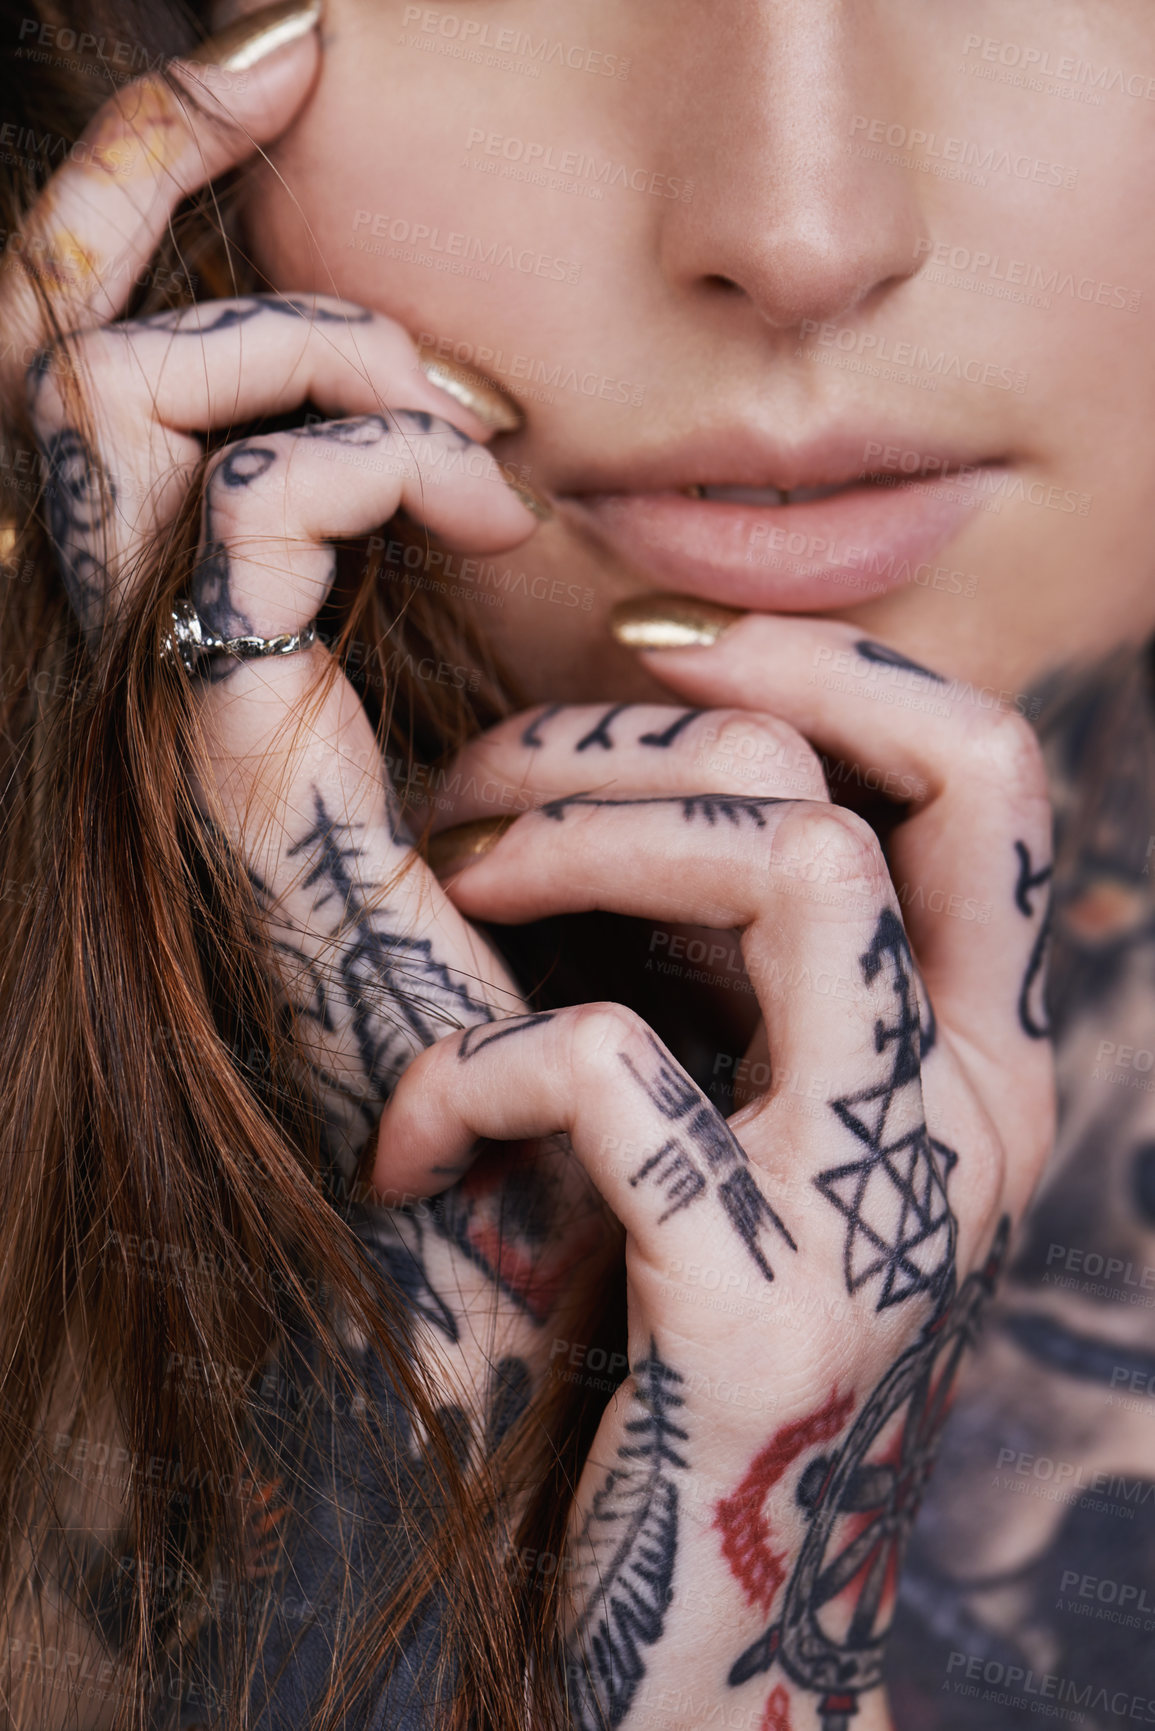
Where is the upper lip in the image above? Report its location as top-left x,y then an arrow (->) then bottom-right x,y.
555,424 -> 1000,498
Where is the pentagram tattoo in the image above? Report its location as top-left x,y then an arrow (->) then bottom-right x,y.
1013,839 -> 1053,1039
815,908 -> 956,1313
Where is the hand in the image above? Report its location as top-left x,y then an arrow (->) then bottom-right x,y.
15,32 -> 611,1412
372,623 -> 1055,1730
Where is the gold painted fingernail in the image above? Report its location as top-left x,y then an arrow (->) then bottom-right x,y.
502,473 -> 553,523
426,815 -> 517,877
417,351 -> 523,433
188,0 -> 323,72
609,594 -> 744,649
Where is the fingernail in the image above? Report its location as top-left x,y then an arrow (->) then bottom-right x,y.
417,351 -> 523,433
502,473 -> 553,523
188,0 -> 323,72
426,815 -> 517,877
609,594 -> 744,649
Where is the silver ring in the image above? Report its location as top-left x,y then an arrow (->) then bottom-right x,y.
161,598 -> 318,675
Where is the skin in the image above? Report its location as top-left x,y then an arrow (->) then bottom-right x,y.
234,0 -> 1155,701
7,1 -> 1153,1726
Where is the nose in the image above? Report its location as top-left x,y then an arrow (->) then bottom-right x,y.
657,1 -> 927,332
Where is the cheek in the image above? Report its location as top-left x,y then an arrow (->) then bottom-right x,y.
242,21 -> 622,344
927,10 -> 1155,406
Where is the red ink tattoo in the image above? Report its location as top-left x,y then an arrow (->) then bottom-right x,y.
714,1387 -> 856,1613
760,1683 -> 793,1731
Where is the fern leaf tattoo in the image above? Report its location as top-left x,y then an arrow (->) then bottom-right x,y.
566,1346 -> 689,1729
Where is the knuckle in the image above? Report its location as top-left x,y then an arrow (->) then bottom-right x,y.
566,1001 -> 651,1082
27,327 -> 143,428
773,802 -> 889,894
302,293 -> 375,325
204,437 -> 285,516
962,707 -> 1049,807
698,709 -> 826,797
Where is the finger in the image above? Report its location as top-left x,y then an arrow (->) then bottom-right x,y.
1,8 -> 322,404
373,1004 -> 799,1313
190,413 -> 540,641
29,303 -> 534,639
200,656 -> 523,1138
184,416 -> 537,1162
433,792 -> 895,1071
618,611 -> 1053,1064
416,702 -> 827,829
36,296 -> 514,449
430,794 -> 1018,1252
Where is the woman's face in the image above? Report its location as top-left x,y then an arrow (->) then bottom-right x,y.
235,0 -> 1155,704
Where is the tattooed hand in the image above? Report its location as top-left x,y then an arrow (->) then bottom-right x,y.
371,626 -> 1056,1730
15,32 -> 610,1434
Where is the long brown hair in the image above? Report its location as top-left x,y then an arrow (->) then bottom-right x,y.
0,4 -> 606,1724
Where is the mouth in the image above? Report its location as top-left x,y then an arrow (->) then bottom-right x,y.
556,442 -> 1004,612
679,480 -> 871,505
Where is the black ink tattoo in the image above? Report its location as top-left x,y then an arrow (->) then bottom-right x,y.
540,792 -> 785,827
485,1355 -> 533,1452
37,426 -> 112,633
1013,839 -> 1053,1039
638,710 -> 700,749
423,1150 -> 568,1326
854,640 -> 946,683
576,704 -> 632,751
567,1345 -> 688,1731
518,705 -> 700,752
268,790 -> 496,1141
190,441 -> 293,679
815,908 -> 956,1313
457,1012 -> 556,1061
127,295 -> 375,335
728,1222 -> 1009,1729
357,1212 -> 460,1344
622,1031 -> 796,1282
521,704 -> 563,747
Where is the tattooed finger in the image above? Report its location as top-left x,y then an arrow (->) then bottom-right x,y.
373,1002 -> 797,1288
419,702 -> 830,828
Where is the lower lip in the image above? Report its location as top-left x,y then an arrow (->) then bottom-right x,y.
569,474 -> 993,611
